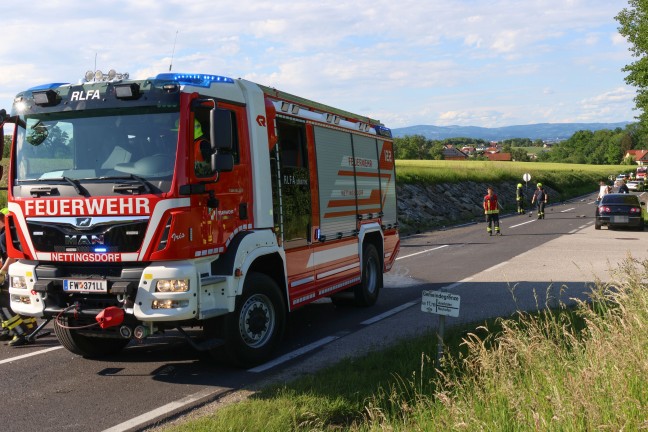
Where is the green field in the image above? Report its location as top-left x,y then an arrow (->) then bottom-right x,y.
395,160 -> 625,184
395,160 -> 628,202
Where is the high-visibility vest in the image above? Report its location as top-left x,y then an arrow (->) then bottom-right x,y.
484,194 -> 499,214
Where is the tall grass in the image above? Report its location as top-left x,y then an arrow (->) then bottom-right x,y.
162,257 -> 648,431
359,257 -> 648,431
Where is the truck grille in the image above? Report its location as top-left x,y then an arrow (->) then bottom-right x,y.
27,220 -> 149,253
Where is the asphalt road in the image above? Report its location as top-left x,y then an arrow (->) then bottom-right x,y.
1,191 -> 646,432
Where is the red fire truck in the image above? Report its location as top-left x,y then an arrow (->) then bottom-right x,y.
636,165 -> 647,181
0,71 -> 399,366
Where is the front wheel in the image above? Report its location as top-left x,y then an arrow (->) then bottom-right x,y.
354,243 -> 383,307
221,273 -> 286,367
54,317 -> 130,358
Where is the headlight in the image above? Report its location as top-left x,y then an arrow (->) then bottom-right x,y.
11,276 -> 27,289
152,299 -> 189,309
155,279 -> 190,292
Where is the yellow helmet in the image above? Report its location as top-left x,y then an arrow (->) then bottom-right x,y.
517,183 -> 522,188
537,182 -> 542,187
0,208 -> 8,215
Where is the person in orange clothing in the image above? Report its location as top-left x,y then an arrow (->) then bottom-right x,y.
483,187 -> 501,236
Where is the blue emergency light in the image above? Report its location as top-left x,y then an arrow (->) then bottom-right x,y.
155,73 -> 234,88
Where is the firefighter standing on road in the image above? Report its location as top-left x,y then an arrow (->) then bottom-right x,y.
516,183 -> 525,214
531,183 -> 548,219
483,187 -> 501,236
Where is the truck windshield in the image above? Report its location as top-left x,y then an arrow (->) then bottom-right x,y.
14,108 -> 179,190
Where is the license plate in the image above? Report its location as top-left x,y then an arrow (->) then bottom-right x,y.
612,215 -> 629,223
63,279 -> 108,293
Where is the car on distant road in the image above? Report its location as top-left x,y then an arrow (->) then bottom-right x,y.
615,174 -> 628,186
627,180 -> 644,192
595,193 -> 645,230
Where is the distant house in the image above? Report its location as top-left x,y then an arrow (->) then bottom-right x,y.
461,146 -> 476,155
625,150 -> 648,165
485,146 -> 499,154
485,152 -> 512,162
442,145 -> 468,160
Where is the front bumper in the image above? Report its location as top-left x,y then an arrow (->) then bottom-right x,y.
7,260 -> 210,322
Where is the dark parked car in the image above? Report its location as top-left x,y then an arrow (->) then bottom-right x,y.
595,193 -> 645,230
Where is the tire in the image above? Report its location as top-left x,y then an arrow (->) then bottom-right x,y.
221,272 -> 286,367
54,317 -> 130,358
595,222 -> 601,230
354,243 -> 383,307
638,220 -> 645,231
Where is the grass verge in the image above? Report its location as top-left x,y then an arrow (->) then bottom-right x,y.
163,257 -> 648,431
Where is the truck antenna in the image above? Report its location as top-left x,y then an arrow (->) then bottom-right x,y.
169,30 -> 179,72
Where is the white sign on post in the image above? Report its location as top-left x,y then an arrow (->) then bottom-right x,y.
421,290 -> 460,317
523,173 -> 531,182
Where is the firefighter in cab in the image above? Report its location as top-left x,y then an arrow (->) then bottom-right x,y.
483,187 -> 501,236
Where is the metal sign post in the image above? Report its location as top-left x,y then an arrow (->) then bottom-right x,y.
421,289 -> 460,367
523,173 -> 532,216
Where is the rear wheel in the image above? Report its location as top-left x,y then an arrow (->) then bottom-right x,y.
595,222 -> 601,230
221,272 -> 286,367
54,317 -> 130,358
354,243 -> 383,307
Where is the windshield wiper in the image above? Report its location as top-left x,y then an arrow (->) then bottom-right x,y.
19,176 -> 87,197
98,174 -> 153,194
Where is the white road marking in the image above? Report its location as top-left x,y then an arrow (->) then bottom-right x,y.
436,275 -> 474,292
248,336 -> 340,373
0,346 -> 64,365
361,301 -> 418,325
102,387 -> 221,432
509,219 -> 535,228
396,244 -> 449,260
561,207 -> 576,213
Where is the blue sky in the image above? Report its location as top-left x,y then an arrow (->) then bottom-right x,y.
0,0 -> 636,128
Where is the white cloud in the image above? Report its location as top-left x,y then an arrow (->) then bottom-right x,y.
0,0 -> 637,128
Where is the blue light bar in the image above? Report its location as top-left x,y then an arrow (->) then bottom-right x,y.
375,125 -> 392,138
155,73 -> 234,88
27,83 -> 69,91
94,247 -> 108,253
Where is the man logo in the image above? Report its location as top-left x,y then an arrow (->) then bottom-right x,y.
76,217 -> 92,227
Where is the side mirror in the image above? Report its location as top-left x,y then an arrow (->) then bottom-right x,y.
210,108 -> 233,152
0,109 -> 7,160
210,108 -> 234,174
212,153 -> 234,172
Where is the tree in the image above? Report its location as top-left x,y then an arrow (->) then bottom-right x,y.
617,1 -> 648,124
3,134 -> 10,158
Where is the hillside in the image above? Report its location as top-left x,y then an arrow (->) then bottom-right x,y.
392,122 -> 631,141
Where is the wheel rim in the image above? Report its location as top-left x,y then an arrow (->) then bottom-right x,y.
238,294 -> 275,348
365,255 -> 378,295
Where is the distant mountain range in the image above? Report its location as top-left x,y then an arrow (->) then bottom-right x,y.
392,122 -> 632,141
